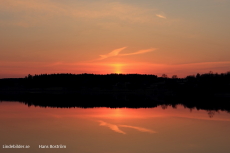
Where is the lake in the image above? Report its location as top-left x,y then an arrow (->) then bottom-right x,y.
0,101 -> 230,153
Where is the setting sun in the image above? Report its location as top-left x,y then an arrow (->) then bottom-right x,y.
111,63 -> 125,74
0,0 -> 230,78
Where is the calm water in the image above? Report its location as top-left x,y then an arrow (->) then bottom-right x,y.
0,101 -> 230,153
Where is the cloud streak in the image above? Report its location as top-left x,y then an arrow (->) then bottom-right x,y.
99,47 -> 127,60
98,47 -> 156,60
0,0 -> 162,27
98,120 -> 156,134
156,14 -> 166,19
99,120 -> 126,134
119,125 -> 156,133
120,48 -> 156,56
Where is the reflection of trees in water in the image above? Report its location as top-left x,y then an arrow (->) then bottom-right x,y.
161,105 -> 168,109
208,111 -> 215,118
161,104 -> 177,110
207,110 -> 221,118
14,99 -> 229,118
160,104 -> 221,118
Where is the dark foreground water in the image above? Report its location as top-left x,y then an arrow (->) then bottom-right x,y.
0,101 -> 230,153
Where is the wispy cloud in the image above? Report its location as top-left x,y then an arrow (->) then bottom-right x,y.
98,120 -> 156,134
119,125 -> 156,133
0,0 -> 162,27
120,48 -> 156,56
99,47 -> 127,60
156,14 -> 166,19
98,47 -> 156,60
99,120 -> 126,134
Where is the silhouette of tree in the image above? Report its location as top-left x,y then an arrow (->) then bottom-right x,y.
161,74 -> 168,78
186,75 -> 195,79
196,73 -> 200,78
26,74 -> 33,79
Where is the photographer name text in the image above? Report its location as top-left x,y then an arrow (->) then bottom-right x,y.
39,144 -> 66,149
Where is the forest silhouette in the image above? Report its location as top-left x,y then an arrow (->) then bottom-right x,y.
0,72 -> 230,112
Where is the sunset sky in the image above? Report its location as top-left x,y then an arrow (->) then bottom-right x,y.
0,0 -> 230,78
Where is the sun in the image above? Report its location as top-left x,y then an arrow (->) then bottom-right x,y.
111,63 -> 124,74
115,70 -> 121,74
101,63 -> 127,74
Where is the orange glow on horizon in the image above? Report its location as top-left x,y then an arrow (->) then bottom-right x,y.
1,102 -> 230,121
110,63 -> 125,74
1,60 -> 230,78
